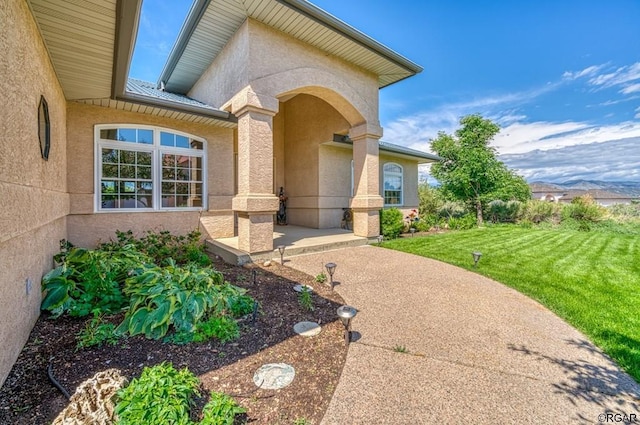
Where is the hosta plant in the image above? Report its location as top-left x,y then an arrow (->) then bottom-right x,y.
116,261 -> 252,340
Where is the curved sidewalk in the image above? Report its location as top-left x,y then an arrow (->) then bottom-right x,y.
286,245 -> 640,424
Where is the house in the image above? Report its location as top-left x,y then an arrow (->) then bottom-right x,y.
0,0 -> 436,386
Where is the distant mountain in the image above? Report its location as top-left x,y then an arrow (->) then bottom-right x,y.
529,180 -> 640,197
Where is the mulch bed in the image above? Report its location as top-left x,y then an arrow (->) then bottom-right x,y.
0,257 -> 347,424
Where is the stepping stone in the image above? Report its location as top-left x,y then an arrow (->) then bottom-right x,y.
253,363 -> 295,389
293,284 -> 313,293
293,321 -> 321,337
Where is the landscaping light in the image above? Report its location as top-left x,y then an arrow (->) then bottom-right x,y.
325,262 -> 337,291
377,235 -> 384,245
410,228 -> 416,237
337,305 -> 357,345
472,251 -> 482,268
277,245 -> 286,264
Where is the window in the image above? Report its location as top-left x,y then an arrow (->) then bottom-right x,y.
383,163 -> 403,206
95,125 -> 206,211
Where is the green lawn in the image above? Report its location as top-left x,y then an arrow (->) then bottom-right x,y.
384,225 -> 640,381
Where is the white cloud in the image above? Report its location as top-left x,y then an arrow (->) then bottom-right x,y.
588,62 -> 640,92
636,107 -> 640,119
562,64 -> 606,81
621,83 -> 640,95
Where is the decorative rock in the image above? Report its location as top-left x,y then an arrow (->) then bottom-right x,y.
293,321 -> 321,337
293,284 -> 313,293
263,260 -> 272,267
253,363 -> 295,390
52,368 -> 127,425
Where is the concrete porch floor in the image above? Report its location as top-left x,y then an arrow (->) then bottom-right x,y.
206,225 -> 369,265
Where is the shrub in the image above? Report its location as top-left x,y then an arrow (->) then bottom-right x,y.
521,200 -> 561,224
228,294 -> 255,318
562,195 -> 606,223
193,316 -> 240,343
608,202 -> 640,219
117,261 -> 252,340
381,208 -> 404,239
447,214 -> 477,230
41,245 -> 150,317
486,200 -> 522,223
438,201 -> 468,219
100,229 -> 210,267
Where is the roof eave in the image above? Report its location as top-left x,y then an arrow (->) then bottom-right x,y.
117,91 -> 237,123
158,0 -> 212,90
275,0 -> 423,75
112,0 -> 143,99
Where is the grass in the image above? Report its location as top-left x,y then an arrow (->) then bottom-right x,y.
384,224 -> 640,381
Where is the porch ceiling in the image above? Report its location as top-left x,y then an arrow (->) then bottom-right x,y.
27,0 -> 118,100
160,0 -> 423,94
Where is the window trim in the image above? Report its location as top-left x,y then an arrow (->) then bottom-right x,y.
94,124 -> 207,213
383,162 -> 403,207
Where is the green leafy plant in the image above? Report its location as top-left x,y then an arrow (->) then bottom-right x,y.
381,208 -> 404,239
117,261 -> 252,339
298,288 -> 314,312
293,418 -> 310,425
115,362 -> 199,425
193,316 -> 240,343
228,294 -> 255,318
200,392 -> 246,425
314,273 -> 327,283
100,229 -> 210,267
41,245 -> 149,317
115,363 -> 245,425
76,312 -> 120,349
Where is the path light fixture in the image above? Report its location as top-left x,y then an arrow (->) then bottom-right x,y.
377,235 -> 384,245
325,262 -> 337,291
337,305 -> 357,345
472,251 -> 482,268
277,245 -> 286,265
409,228 -> 416,237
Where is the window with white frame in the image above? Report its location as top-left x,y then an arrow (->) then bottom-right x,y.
383,162 -> 403,206
95,125 -> 206,211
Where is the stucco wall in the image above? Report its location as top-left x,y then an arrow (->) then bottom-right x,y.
282,94 -> 350,228
380,154 -> 420,209
190,19 -> 379,127
66,103 -> 236,247
0,0 -> 69,387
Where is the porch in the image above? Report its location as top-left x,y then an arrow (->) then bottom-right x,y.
206,225 -> 369,265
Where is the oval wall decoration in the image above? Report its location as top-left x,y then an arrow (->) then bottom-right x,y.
38,95 -> 50,160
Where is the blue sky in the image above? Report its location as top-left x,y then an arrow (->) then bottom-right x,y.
130,0 -> 640,183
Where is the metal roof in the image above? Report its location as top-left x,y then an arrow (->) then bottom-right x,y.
27,0 -> 119,100
126,78 -> 222,112
159,0 -> 423,94
328,135 -> 440,164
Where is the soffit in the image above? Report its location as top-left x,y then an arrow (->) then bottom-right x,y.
27,0 -> 117,100
162,0 -> 422,94
75,98 -> 237,129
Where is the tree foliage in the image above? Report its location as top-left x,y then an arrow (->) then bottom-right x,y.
430,114 -> 531,225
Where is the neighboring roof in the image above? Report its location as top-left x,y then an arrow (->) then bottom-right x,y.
561,189 -> 636,201
159,0 -> 423,94
326,135 -> 440,164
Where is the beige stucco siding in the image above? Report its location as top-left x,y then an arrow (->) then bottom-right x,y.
66,102 -> 236,247
190,19 -> 379,127
282,94 -> 351,228
0,0 -> 69,387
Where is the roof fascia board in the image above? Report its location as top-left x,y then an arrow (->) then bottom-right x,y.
112,0 -> 143,99
158,0 -> 212,91
117,92 -> 237,123
275,0 -> 423,75
329,135 -> 439,163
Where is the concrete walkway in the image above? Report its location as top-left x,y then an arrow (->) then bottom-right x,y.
286,245 -> 640,424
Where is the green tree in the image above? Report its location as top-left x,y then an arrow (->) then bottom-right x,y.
430,114 -> 531,226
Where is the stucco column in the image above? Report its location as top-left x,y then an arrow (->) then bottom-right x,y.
230,88 -> 280,253
350,123 -> 384,237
